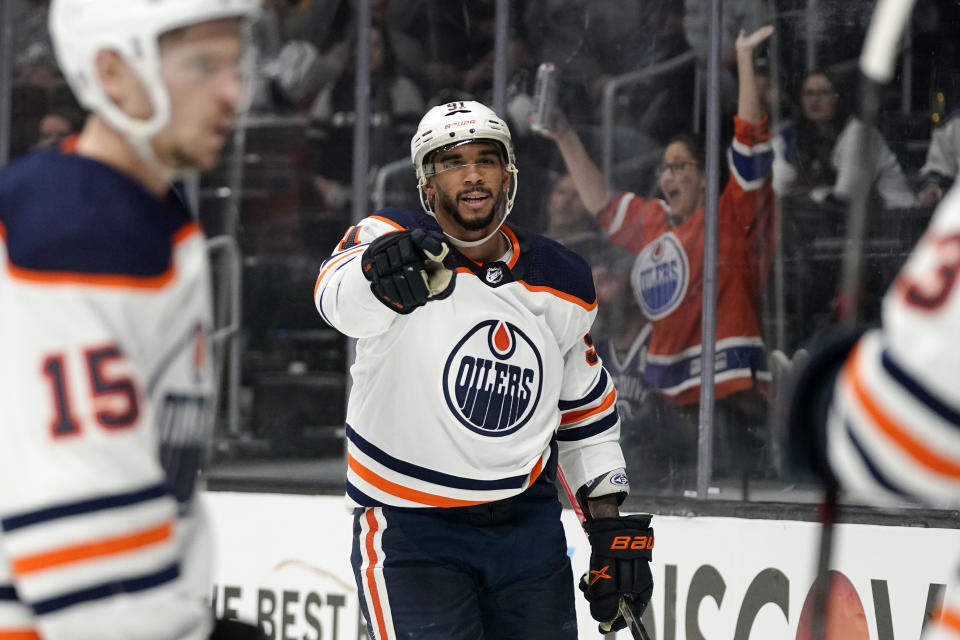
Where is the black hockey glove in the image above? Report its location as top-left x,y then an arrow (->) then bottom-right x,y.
361,228 -> 456,314
579,514 -> 654,635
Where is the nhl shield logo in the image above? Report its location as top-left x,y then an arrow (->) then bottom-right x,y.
485,266 -> 503,284
442,320 -> 543,436
631,231 -> 690,320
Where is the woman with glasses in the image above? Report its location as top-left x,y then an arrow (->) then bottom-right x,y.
772,69 -> 917,209
542,26 -> 776,486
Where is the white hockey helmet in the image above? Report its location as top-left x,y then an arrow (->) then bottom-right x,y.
49,0 -> 260,152
410,101 -> 519,247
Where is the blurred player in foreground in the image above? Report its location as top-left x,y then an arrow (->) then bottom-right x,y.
313,99 -> 653,638
789,182 -> 960,639
0,1 -> 262,638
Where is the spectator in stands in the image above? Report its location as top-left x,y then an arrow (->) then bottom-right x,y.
542,173 -> 600,246
917,111 -> 960,208
772,69 -> 918,209
266,0 -> 426,111
33,105 -> 82,149
574,238 -> 682,487
309,23 -> 424,211
540,26 -> 777,485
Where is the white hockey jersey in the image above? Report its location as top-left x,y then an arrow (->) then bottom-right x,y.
314,208 -> 628,509
0,146 -> 216,640
820,184 -> 960,639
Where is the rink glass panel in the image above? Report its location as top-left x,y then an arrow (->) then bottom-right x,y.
3,0 -> 956,512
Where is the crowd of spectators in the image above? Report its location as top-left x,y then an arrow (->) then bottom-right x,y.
8,0 -> 960,495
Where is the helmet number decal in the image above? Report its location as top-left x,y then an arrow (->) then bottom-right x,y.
446,102 -> 470,115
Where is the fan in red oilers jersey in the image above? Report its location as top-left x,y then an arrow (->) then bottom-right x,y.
314,99 -> 651,639
540,26 -> 777,486
0,2 -> 265,639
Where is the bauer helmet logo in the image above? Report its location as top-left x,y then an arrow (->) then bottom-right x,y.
442,320 -> 543,437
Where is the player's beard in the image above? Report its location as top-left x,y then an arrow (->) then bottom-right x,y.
435,183 -> 504,232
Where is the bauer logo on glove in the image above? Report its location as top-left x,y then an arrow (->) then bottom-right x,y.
579,514 -> 654,635
361,228 -> 457,314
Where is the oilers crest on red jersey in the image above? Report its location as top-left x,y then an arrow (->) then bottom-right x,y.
443,319 -> 543,436
631,231 -> 690,320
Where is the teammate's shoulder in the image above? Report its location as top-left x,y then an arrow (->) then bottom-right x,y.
0,148 -> 194,279
365,207 -> 442,232
515,228 -> 596,307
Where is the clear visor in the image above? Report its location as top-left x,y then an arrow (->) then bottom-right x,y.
422,139 -> 506,177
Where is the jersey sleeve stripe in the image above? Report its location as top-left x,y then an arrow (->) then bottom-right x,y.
367,215 -> 406,231
347,454 -> 489,508
313,245 -> 367,298
1,483 -> 168,532
881,349 -> 960,428
320,243 -> 369,269
30,562 -> 179,616
345,424 -> 529,490
556,412 -> 619,442
558,369 -> 608,411
843,420 -> 912,498
608,193 -> 635,236
560,389 -> 616,426
727,148 -> 773,191
11,521 -> 172,576
317,255 -> 361,327
845,348 -> 960,479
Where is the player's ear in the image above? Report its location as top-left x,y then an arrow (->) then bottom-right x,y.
422,177 -> 436,199
95,50 -> 127,103
95,49 -> 148,115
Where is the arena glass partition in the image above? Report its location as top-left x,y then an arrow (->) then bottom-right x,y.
2,0 -> 957,528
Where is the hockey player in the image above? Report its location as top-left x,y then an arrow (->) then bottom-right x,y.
313,100 -> 653,638
540,26 -> 776,482
0,1 -> 261,639
788,184 -> 960,638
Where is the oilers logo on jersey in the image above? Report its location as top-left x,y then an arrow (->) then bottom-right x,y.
631,231 -> 690,320
443,319 -> 543,436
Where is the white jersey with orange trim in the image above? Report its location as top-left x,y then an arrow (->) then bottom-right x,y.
0,147 -> 216,640
314,207 -> 628,509
817,185 -> 960,639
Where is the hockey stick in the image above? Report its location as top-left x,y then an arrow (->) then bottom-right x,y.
808,2 -> 917,638
557,466 -> 652,640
